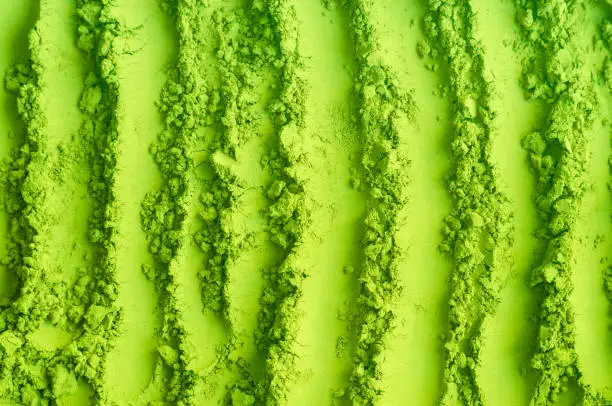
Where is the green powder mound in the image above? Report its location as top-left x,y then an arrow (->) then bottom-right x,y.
144,1 -> 310,403
73,0 -> 123,401
324,0 -> 414,404
0,2 -> 124,402
0,20 -> 57,405
251,1 -> 307,404
423,0 -> 513,404
191,9 -> 236,322
0,31 -> 48,336
139,0 -> 207,403
224,0 -> 309,403
514,0 -> 603,403
0,16 -> 93,406
196,0 -> 281,327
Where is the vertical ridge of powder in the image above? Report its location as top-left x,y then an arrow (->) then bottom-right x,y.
139,0 -> 209,403
72,0 -> 123,401
423,0 -> 513,404
514,0 -> 604,403
251,1 -> 307,403
338,0 -> 414,404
